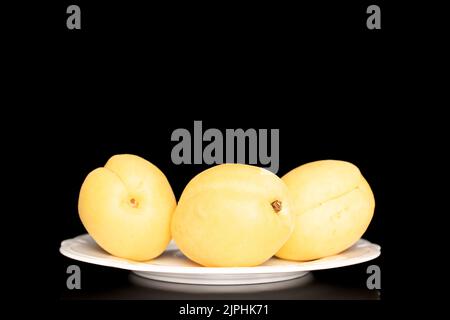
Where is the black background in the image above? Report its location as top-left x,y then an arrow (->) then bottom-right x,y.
46,0 -> 402,317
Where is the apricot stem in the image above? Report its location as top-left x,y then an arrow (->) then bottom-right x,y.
130,198 -> 138,208
271,200 -> 282,213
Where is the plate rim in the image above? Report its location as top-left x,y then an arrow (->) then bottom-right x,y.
60,234 -> 381,274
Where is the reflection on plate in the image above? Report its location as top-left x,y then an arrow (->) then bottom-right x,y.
60,234 -> 380,285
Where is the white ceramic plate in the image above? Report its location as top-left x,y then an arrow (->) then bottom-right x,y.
60,234 -> 381,285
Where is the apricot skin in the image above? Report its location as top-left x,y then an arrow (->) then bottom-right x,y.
276,160 -> 375,261
171,164 -> 293,267
78,154 -> 176,261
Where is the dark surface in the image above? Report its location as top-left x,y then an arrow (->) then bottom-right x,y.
59,256 -> 382,300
